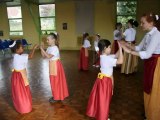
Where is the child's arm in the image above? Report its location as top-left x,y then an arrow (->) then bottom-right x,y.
111,75 -> 114,95
40,46 -> 54,59
115,49 -> 119,58
28,44 -> 38,59
116,42 -> 123,64
40,43 -> 46,58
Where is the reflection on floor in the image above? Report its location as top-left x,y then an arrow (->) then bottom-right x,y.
0,51 -> 144,120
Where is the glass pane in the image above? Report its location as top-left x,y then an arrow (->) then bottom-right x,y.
41,30 -> 55,35
10,32 -> 23,35
9,19 -> 23,31
39,4 -> 55,17
117,1 -> 137,15
117,16 -> 136,25
40,18 -> 55,30
7,6 -> 22,18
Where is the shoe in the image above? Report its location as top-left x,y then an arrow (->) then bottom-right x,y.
49,97 -> 58,103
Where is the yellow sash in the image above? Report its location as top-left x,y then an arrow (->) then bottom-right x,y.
12,69 -> 29,86
97,73 -> 111,79
49,58 -> 59,76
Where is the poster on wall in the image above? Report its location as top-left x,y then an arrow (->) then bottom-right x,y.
0,31 -> 3,36
63,23 -> 67,30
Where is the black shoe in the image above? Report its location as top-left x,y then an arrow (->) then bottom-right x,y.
49,97 -> 57,103
141,113 -> 147,120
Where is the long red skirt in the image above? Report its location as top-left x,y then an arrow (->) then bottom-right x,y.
11,71 -> 32,114
111,40 -> 119,54
86,76 -> 112,120
50,60 -> 69,100
78,47 -> 89,70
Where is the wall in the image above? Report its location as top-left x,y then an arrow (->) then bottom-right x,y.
56,1 -> 77,50
94,1 -> 115,42
0,0 -> 160,49
0,3 -> 9,39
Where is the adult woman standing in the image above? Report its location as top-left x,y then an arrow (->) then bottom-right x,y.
121,13 -> 160,120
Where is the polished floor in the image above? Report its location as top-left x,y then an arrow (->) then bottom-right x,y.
0,50 -> 144,120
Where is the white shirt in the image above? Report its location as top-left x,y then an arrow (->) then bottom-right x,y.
83,39 -> 91,48
13,54 -> 28,70
94,40 -> 99,51
123,28 -> 136,42
114,30 -> 122,40
100,54 -> 117,76
46,46 -> 60,60
135,27 -> 160,59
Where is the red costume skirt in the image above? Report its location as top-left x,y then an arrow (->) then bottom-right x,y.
50,60 -> 69,100
111,40 -> 119,54
86,73 -> 113,120
78,47 -> 89,70
11,71 -> 32,114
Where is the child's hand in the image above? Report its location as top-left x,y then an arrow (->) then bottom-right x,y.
40,45 -> 44,49
119,40 -> 126,45
41,42 -> 45,48
33,44 -> 39,49
121,45 -> 131,53
117,41 -> 122,49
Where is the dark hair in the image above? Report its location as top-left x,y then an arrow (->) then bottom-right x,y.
142,13 -> 160,31
115,22 -> 122,29
98,39 -> 111,52
82,32 -> 89,45
49,33 -> 59,47
95,34 -> 101,39
128,19 -> 139,27
10,41 -> 22,53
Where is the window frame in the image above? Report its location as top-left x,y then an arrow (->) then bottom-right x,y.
39,3 -> 56,35
116,0 -> 137,25
7,6 -> 23,36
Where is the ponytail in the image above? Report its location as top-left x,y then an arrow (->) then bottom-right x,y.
128,19 -> 139,27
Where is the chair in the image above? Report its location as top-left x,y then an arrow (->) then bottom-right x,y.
0,40 -> 12,57
7,39 -> 14,46
0,40 -> 5,55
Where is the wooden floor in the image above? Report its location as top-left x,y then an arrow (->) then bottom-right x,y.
0,50 -> 144,120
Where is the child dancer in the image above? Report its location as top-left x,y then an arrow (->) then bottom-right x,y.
86,39 -> 123,120
93,34 -> 101,68
112,22 -> 122,54
78,32 -> 91,70
40,33 -> 69,103
121,19 -> 139,74
10,41 -> 38,114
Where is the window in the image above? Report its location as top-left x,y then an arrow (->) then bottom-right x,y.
116,0 -> 137,25
39,4 -> 55,35
7,6 -> 23,35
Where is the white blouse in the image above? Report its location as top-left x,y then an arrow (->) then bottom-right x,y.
94,40 -> 99,51
83,39 -> 91,48
46,46 -> 60,60
123,28 -> 136,42
13,54 -> 28,70
135,27 -> 160,59
100,54 -> 117,76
